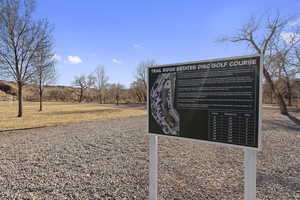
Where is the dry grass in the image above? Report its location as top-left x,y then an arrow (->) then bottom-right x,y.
0,101 -> 146,131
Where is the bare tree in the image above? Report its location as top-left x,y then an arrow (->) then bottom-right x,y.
0,0 -> 53,117
133,59 -> 157,102
72,75 -> 87,103
268,23 -> 300,106
31,43 -> 56,111
87,73 -> 96,88
220,13 -> 300,115
94,65 -> 109,104
130,79 -> 146,103
295,47 -> 300,63
110,83 -> 124,105
72,74 -> 95,103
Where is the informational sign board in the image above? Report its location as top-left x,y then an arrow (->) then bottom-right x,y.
148,55 -> 262,149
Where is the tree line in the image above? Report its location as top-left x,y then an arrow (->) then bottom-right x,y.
71,60 -> 156,105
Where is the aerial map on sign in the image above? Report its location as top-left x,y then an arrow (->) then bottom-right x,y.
148,55 -> 261,148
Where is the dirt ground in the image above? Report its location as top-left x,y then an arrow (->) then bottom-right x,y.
0,108 -> 299,200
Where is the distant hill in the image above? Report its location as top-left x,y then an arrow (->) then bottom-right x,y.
0,80 -> 122,103
0,90 -> 15,101
0,80 -> 17,95
0,81 -> 17,101
0,80 -> 80,102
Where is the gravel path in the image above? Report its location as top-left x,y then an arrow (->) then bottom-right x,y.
0,109 -> 299,200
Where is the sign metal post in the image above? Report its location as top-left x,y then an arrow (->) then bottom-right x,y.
149,134 -> 158,200
244,149 -> 257,200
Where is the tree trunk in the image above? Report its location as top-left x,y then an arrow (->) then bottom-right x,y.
270,90 -> 273,104
263,67 -> 288,115
277,93 -> 288,114
39,78 -> 43,111
286,79 -> 292,106
17,81 -> 23,117
99,92 -> 102,104
39,88 -> 43,111
98,95 -> 101,104
79,88 -> 83,103
136,91 -> 142,103
116,95 -> 119,105
277,95 -> 288,115
143,92 -> 147,102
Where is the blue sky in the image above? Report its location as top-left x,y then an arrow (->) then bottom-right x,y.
34,0 -> 300,87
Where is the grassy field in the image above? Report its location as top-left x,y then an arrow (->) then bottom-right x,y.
0,101 -> 146,131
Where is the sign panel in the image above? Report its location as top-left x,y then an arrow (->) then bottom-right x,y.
148,55 -> 261,149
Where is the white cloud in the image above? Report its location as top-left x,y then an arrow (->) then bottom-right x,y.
67,56 -> 82,64
112,58 -> 122,64
288,18 -> 300,26
281,31 -> 300,44
52,54 -> 61,61
133,44 -> 143,49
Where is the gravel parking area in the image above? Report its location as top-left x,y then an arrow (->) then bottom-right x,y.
0,109 -> 299,200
